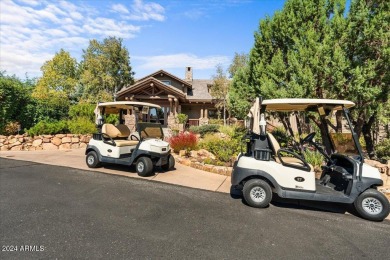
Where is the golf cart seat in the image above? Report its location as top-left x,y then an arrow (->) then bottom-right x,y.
267,133 -> 314,172
102,124 -> 139,147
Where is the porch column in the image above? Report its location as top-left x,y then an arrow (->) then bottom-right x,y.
174,98 -> 178,115
204,108 -> 208,118
200,108 -> 203,119
169,98 -> 173,116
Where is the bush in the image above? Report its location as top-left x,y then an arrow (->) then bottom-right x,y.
26,120 -> 69,136
199,134 -> 241,163
176,113 -> 188,124
219,125 -> 246,139
69,103 -> 95,121
189,124 -> 219,137
272,127 -> 291,147
68,117 -> 96,134
169,132 -> 198,153
208,119 -> 223,125
302,149 -> 324,170
3,121 -> 21,135
376,138 -> 390,160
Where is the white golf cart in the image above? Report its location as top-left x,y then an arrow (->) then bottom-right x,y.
232,98 -> 389,221
85,101 -> 175,177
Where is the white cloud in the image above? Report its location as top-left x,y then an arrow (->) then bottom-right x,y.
0,0 -> 165,78
111,3 -> 129,14
127,0 -> 165,21
134,53 -> 230,70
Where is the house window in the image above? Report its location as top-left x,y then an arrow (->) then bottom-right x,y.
161,80 -> 171,85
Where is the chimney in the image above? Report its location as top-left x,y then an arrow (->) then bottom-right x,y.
185,67 -> 193,82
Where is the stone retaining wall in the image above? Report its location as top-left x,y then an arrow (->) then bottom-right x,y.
0,134 -> 91,151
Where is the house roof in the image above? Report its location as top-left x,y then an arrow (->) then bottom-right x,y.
116,77 -> 186,100
135,70 -> 192,88
187,79 -> 214,101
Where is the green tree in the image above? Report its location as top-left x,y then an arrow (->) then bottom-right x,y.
33,49 -> 78,99
80,37 -> 135,102
341,0 -> 389,158
211,64 -> 230,125
228,52 -> 248,78
0,72 -> 35,134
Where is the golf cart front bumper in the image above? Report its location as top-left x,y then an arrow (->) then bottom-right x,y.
148,151 -> 170,166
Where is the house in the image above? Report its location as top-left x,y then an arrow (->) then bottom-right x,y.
116,67 -> 217,129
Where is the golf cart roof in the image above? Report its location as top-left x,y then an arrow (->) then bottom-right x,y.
96,101 -> 161,114
262,99 -> 355,112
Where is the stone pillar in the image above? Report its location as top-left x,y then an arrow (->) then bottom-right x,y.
174,98 -> 178,115
200,108 -> 204,119
204,108 -> 208,119
169,98 -> 173,116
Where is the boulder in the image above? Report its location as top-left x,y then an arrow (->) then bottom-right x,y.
43,135 -> 52,138
79,143 -> 87,148
10,145 -> 22,151
51,137 -> 62,146
42,138 -> 50,143
55,134 -> 65,138
179,150 -> 187,157
0,138 -> 5,143
32,139 -> 42,147
28,146 -> 36,151
8,138 -> 17,144
35,146 -> 43,150
66,134 -> 74,137
42,143 -> 58,150
59,143 -> 71,150
71,143 -> 79,149
8,141 -> 21,148
71,137 -> 79,143
1,145 -> 9,151
62,137 -> 71,143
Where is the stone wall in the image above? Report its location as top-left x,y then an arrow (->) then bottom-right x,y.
0,134 -> 91,151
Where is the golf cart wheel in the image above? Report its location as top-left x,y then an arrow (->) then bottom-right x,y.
243,179 -> 272,208
354,189 -> 390,221
136,157 -> 153,177
86,151 -> 101,168
162,154 -> 175,171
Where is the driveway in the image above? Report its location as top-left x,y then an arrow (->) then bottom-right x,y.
1,158 -> 389,259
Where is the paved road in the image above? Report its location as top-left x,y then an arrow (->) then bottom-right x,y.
1,158 -> 389,259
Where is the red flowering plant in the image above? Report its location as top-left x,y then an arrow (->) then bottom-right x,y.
169,132 -> 198,153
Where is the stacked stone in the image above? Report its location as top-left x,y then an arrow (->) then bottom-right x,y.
0,134 -> 91,151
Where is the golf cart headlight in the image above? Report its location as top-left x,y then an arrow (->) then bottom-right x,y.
150,145 -> 161,153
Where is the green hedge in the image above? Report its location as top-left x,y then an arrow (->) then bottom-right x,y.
26,120 -> 69,136
189,124 -> 220,137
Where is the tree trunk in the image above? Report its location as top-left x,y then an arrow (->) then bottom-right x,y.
354,111 -> 365,138
308,115 -> 333,155
335,110 -> 343,133
223,100 -> 226,126
362,113 -> 377,159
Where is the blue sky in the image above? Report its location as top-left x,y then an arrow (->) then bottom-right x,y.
0,0 -> 286,80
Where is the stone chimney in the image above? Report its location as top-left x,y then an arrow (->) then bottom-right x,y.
185,67 -> 193,82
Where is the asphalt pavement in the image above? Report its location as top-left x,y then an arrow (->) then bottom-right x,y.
1,158 -> 389,259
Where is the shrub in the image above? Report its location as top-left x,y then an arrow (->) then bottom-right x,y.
176,113 -> 188,124
208,119 -> 223,125
302,149 -> 324,170
3,121 -> 20,135
68,117 -> 96,134
376,138 -> 390,160
272,127 -> 291,147
189,124 -> 219,137
199,134 -> 241,163
26,120 -> 69,136
69,103 -> 95,121
169,132 -> 198,153
219,125 -> 246,139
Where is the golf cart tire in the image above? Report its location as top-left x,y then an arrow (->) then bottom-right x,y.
354,189 -> 390,221
162,154 -> 175,171
136,157 -> 153,177
243,179 -> 272,208
86,151 -> 101,168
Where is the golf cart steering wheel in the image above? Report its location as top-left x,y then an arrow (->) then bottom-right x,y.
301,132 -> 316,144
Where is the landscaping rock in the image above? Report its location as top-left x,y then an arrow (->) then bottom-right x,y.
8,138 -> 17,144
35,147 -> 43,150
51,137 -> 62,146
55,134 -> 65,138
1,145 -> 9,151
32,139 -> 42,147
0,138 -> 5,143
28,146 -> 36,151
10,145 -> 22,151
79,143 -> 87,148
62,137 -> 71,143
42,143 -> 58,150
59,143 -> 71,150
66,134 -> 74,137
179,150 -> 187,157
71,143 -> 79,149
8,141 -> 21,148
42,138 -> 50,143
71,137 -> 79,143
43,135 -> 52,138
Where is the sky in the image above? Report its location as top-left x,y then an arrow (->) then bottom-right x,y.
0,0 -> 286,80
